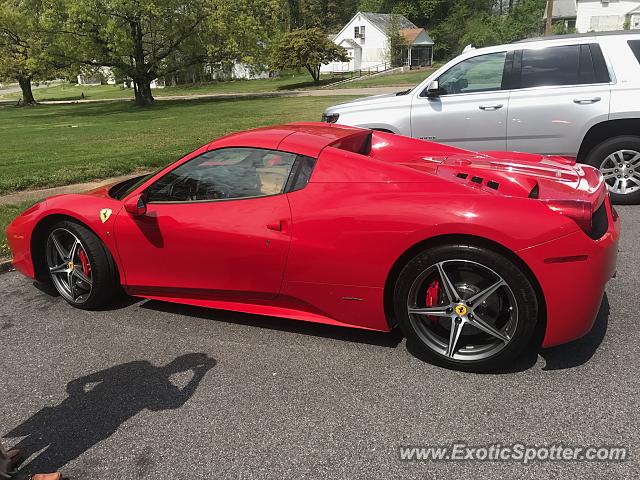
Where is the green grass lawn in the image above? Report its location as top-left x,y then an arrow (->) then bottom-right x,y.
0,72 -> 346,102
0,95 -> 359,194
335,67 -> 438,89
0,94 -> 359,257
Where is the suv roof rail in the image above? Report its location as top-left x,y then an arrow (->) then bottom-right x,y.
513,29 -> 640,44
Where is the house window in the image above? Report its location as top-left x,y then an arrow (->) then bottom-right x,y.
354,26 -> 365,40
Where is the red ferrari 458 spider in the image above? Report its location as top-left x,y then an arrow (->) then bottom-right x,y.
6,123 -> 619,370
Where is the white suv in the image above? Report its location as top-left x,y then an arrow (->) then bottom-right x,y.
323,31 -> 640,204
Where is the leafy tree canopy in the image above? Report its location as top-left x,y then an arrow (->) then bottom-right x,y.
270,28 -> 348,83
0,0 -> 61,104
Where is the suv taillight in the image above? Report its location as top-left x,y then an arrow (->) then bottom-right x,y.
543,199 -> 593,233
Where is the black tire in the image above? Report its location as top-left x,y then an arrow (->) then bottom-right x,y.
584,135 -> 640,205
394,243 -> 539,372
45,220 -> 119,310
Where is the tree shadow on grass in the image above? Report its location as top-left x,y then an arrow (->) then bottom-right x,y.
4,353 -> 216,478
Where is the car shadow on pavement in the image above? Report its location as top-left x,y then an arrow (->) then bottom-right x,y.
140,300 -> 404,348
3,353 -> 216,479
32,281 -> 143,311
538,293 -> 610,371
398,293 -> 610,375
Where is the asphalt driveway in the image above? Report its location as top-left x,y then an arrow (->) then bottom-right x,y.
0,207 -> 637,479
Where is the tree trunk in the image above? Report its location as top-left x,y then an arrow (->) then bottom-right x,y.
17,75 -> 36,106
133,77 -> 155,106
545,0 -> 554,36
307,64 -> 320,84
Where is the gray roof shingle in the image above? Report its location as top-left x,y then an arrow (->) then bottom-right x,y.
360,12 -> 418,32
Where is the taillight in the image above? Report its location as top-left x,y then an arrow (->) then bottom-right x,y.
543,199 -> 593,233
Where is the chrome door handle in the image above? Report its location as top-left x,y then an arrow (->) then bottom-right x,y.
479,104 -> 503,111
573,97 -> 601,104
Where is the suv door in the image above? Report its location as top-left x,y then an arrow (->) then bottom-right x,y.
506,43 -> 611,155
411,51 -> 510,151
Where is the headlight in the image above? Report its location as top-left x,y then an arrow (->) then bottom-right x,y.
321,113 -> 339,124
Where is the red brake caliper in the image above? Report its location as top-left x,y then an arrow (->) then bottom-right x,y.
425,278 -> 440,323
78,249 -> 91,277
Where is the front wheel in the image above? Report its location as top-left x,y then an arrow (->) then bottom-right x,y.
585,136 -> 640,205
45,220 -> 119,310
394,244 -> 539,371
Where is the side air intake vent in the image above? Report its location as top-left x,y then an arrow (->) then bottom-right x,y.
471,176 -> 483,184
456,173 -> 468,179
529,184 -> 539,199
487,180 -> 499,190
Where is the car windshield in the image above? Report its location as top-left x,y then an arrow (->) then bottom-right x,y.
109,171 -> 159,200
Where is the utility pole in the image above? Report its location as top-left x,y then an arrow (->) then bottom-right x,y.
545,0 -> 554,36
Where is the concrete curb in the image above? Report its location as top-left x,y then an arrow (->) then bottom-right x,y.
0,257 -> 13,274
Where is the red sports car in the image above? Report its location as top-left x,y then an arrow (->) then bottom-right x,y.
6,123 -> 619,370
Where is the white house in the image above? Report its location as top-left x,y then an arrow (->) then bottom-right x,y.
546,0 -> 640,32
321,12 -> 434,74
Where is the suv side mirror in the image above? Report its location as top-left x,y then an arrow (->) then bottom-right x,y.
425,80 -> 445,98
124,194 -> 147,216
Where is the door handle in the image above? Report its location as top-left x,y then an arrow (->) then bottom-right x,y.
266,220 -> 283,232
479,104 -> 503,111
573,97 -> 601,104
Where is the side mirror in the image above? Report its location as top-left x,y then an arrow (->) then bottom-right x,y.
124,194 -> 147,216
425,80 -> 445,98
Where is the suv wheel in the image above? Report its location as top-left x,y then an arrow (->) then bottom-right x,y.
585,135 -> 640,205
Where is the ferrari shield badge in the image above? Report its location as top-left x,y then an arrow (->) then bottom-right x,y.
99,208 -> 113,223
455,304 -> 468,316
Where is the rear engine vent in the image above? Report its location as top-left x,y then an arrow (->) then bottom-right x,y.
471,176 -> 483,184
456,173 -> 468,179
528,184 -> 539,199
487,180 -> 499,190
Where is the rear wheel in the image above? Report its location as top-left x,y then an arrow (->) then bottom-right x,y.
45,220 -> 118,310
585,136 -> 640,205
394,243 -> 539,371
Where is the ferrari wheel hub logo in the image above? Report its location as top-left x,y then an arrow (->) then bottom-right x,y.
100,208 -> 112,223
67,261 -> 75,271
455,304 -> 468,316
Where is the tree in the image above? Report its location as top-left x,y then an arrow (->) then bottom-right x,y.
545,0 -> 553,36
0,0 -> 60,105
283,0 -> 358,31
270,28 -> 348,83
54,0 -> 213,106
386,14 -> 408,67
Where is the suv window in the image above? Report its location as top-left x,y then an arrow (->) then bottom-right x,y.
629,40 -> 640,64
146,148 -> 303,203
436,52 -> 507,95
519,44 -> 609,88
521,45 -> 580,88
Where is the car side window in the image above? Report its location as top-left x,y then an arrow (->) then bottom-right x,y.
436,52 -> 507,95
146,148 -> 302,203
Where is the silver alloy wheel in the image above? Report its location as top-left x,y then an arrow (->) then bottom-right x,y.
406,259 -> 518,362
46,228 -> 93,304
600,149 -> 640,196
